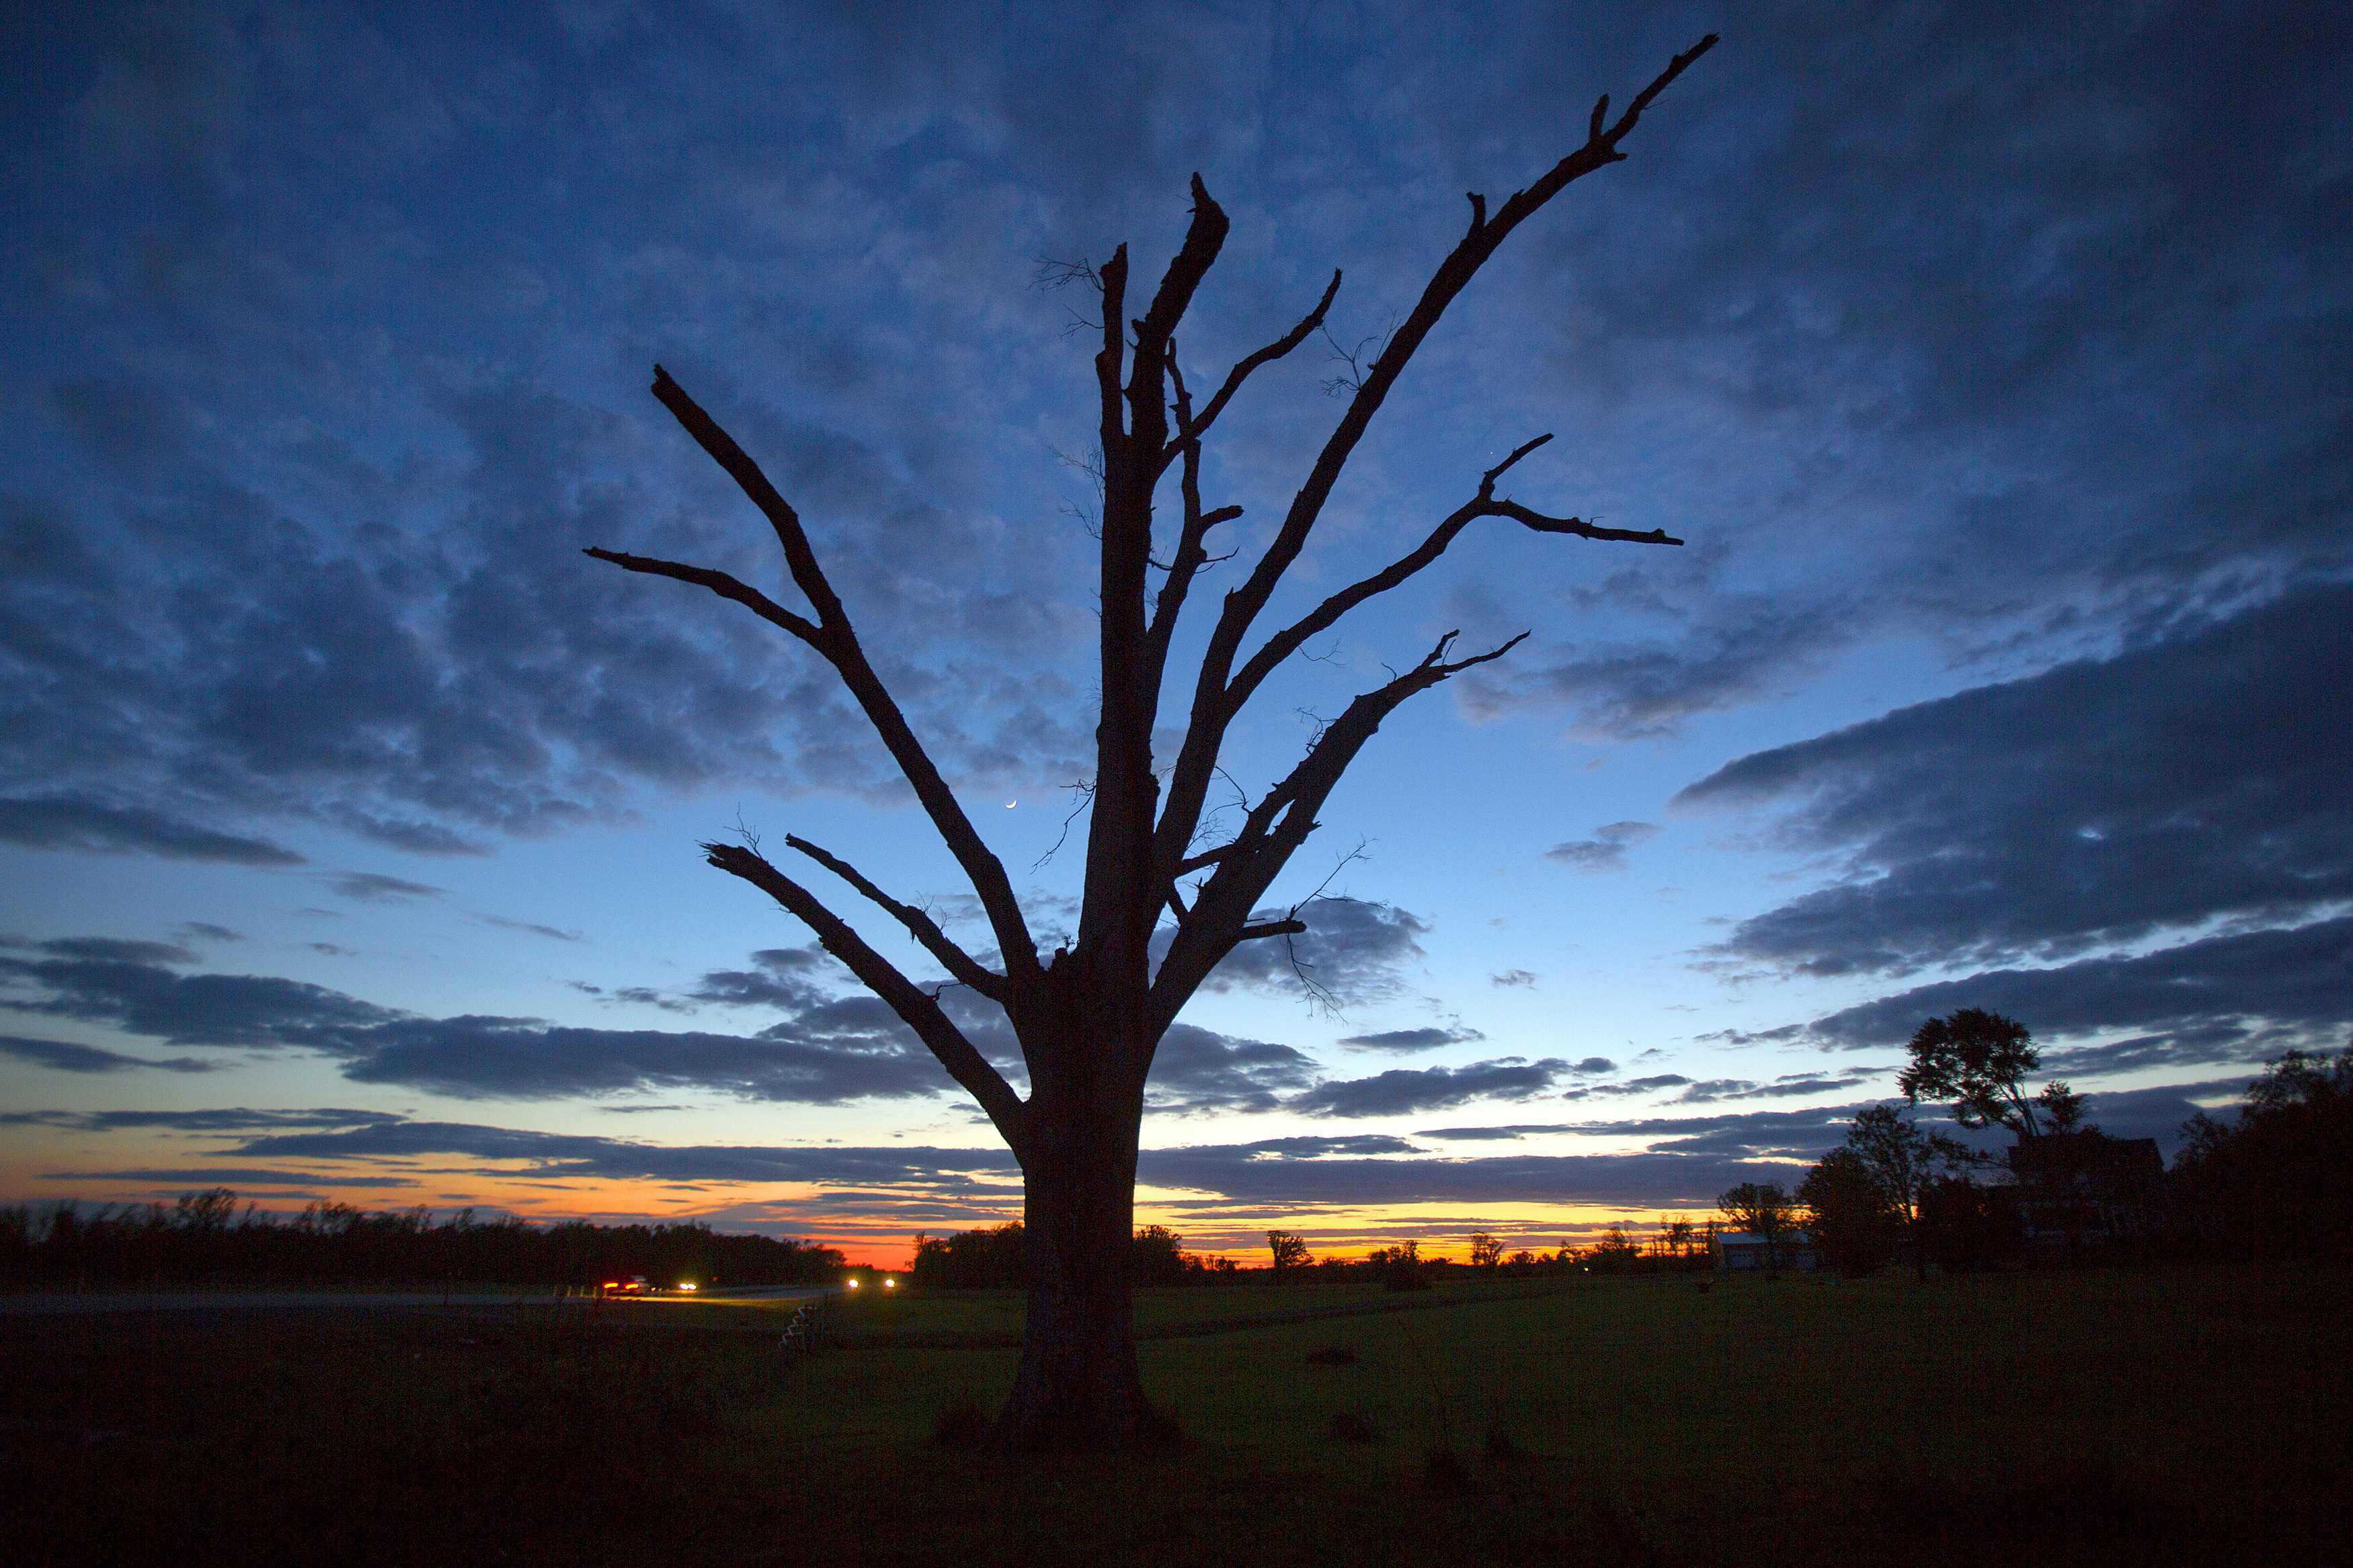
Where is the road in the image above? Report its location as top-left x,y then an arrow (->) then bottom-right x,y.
0,1283 -> 839,1317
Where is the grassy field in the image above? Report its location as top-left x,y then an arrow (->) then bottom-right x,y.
3,1266 -> 2346,1565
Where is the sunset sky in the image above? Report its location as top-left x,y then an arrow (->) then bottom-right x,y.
3,2 -> 2346,1265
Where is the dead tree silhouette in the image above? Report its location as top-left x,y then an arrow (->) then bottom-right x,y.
588,33 -> 1713,1448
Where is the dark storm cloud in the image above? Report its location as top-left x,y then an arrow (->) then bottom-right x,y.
1799,915 -> 2353,1063
0,796 -> 304,866
1332,1026 -> 1484,1053
1679,585 -> 2353,978
1544,821 -> 1660,872
0,1035 -> 218,1074
1287,1057 -> 1571,1118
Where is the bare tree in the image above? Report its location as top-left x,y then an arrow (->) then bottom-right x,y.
588,35 -> 1714,1447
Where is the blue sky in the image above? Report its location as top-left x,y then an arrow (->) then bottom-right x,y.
3,1 -> 2346,1262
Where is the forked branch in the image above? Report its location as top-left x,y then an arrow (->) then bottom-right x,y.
1150,34 -> 1715,894
782,835 -> 1007,1003
1227,436 -> 1681,705
1146,628 -> 1527,1034
703,841 -> 1028,1150
593,369 -> 1041,983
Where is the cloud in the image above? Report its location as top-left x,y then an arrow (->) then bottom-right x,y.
1678,585 -> 2353,977
1146,1023 -> 1321,1113
0,796 -> 304,866
684,946 -> 834,1010
481,915 -> 582,942
1288,1057 -> 1572,1118
1796,915 -> 2353,1066
177,923 -> 245,944
1544,821 -> 1660,872
226,1120 -> 1024,1189
1669,1067 -> 1888,1104
0,946 -> 951,1105
0,1107 -> 391,1133
1490,969 -> 1538,988
1332,1026 -> 1484,1053
1560,1073 -> 1693,1100
337,1018 -> 945,1104
9,935 -> 199,966
1414,1124 -> 1577,1142
1474,604 -> 1855,739
327,872 -> 444,903
1,951 -> 406,1047
41,1168 -> 418,1188
0,1034 -> 218,1074
1189,899 -> 1430,1006
1136,1141 -> 1792,1210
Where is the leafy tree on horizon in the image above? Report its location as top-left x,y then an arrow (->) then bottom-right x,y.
1718,1181 -> 1798,1276
1899,1007 -> 2081,1139
586,36 -> 1716,1446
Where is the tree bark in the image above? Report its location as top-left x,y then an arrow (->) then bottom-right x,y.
997,995 -> 1167,1447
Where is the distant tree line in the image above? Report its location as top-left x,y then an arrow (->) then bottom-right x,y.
0,1191 -> 845,1290
1778,1015 -> 2353,1276
908,1222 -> 1240,1290
907,1220 -> 1719,1292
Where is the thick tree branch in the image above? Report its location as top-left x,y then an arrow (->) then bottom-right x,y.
1082,179 -> 1229,953
1148,628 -> 1528,1032
1225,438 -> 1681,706
1094,246 -> 1129,464
617,368 -> 1041,984
703,841 -> 1028,1153
1150,35 -> 1714,893
782,834 -> 1006,1003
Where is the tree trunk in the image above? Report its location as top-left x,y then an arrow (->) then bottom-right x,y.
998,1094 -> 1168,1447
994,981 -> 1171,1448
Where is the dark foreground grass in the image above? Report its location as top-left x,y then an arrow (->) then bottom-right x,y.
3,1265 -> 2347,1565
